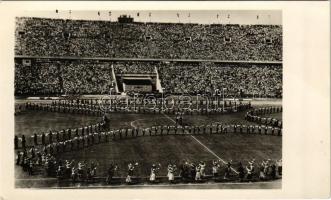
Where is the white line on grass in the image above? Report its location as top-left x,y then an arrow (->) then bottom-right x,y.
130,119 -> 140,129
162,113 -> 238,174
130,117 -> 171,129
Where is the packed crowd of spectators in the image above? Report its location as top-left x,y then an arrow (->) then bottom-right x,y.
15,60 -> 114,95
113,61 -> 157,74
15,17 -> 282,61
158,62 -> 282,98
61,61 -> 113,94
15,61 -> 62,95
15,59 -> 282,97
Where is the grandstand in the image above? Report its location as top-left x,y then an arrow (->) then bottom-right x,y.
14,16 -> 282,97
14,13 -> 282,189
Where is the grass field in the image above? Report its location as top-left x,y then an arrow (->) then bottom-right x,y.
15,110 -> 100,137
14,99 -> 282,188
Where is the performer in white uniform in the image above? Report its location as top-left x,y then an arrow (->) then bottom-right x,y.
167,164 -> 175,182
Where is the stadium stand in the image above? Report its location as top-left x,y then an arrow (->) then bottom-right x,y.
15,17 -> 282,60
158,62 -> 282,97
14,17 -> 282,97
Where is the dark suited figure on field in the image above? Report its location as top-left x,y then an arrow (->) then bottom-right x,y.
276,159 -> 282,176
33,133 -> 38,145
106,163 -> 118,184
179,161 -> 190,180
190,163 -> 196,181
21,135 -> 26,149
238,162 -> 245,182
131,128 -> 135,137
224,160 -> 232,180
98,132 -> 102,143
14,136 -> 18,149
126,162 -> 138,184
49,131 -> 53,144
56,132 -> 60,142
16,151 -> 22,165
68,129 -> 71,139
42,133 -> 45,145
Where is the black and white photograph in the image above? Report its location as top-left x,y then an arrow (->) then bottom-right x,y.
13,10 -> 283,189
0,1 -> 330,198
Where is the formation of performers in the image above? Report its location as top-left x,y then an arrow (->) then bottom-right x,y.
15,101 -> 283,185
21,99 -> 252,116
245,106 -> 282,128
25,102 -> 104,116
16,149 -> 282,184
15,121 -> 282,150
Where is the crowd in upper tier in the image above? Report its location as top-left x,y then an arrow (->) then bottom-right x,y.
15,17 -> 282,61
15,60 -> 282,98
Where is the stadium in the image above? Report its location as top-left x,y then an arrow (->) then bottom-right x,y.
14,11 -> 282,189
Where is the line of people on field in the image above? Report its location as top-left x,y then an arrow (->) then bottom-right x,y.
16,151 -> 282,184
245,106 -> 282,128
14,120 -> 106,149
25,102 -> 103,116
15,120 -> 282,150
25,100 -> 253,116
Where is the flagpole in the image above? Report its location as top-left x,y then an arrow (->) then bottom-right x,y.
55,9 -> 59,19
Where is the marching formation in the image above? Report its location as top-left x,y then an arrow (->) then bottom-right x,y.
16,99 -> 253,116
15,98 -> 282,186
16,149 -> 282,184
245,106 -> 282,128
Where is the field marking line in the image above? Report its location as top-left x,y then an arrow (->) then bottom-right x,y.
130,119 -> 140,129
162,113 -> 239,174
129,117 -> 171,129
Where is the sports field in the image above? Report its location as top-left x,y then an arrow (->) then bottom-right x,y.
15,99 -> 282,188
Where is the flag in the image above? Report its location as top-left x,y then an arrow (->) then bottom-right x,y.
137,12 -> 140,17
